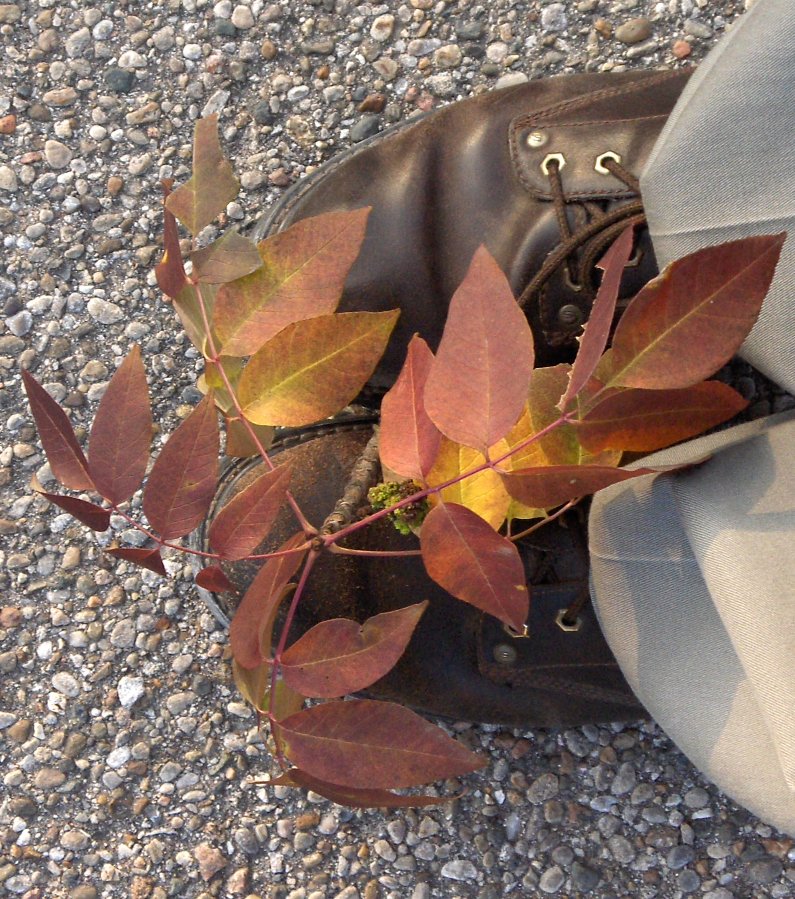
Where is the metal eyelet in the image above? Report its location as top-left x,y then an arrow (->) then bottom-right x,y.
502,622 -> 530,639
526,130 -> 548,149
493,643 -> 518,666
541,152 -> 566,175
595,151 -> 622,174
555,609 -> 582,632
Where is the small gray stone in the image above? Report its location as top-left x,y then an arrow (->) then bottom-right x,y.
350,115 -> 381,143
183,43 -> 202,60
0,711 -> 18,729
615,18 -> 653,44
152,25 -> 175,50
748,857 -> 783,884
43,87 -> 77,106
541,3 -> 567,32
92,19 -> 113,40
441,859 -> 478,881
51,671 -> 80,698
166,691 -> 196,715
110,618 -> 135,648
677,869 -> 702,893
44,140 -> 73,170
34,767 -> 66,789
456,21 -> 484,40
373,839 -> 396,862
65,27 -> 91,58
0,165 -> 17,192
527,773 -> 559,804
118,49 -> 147,69
6,311 -> 31,337
231,4 -> 255,28
539,865 -> 565,893
434,44 -> 462,68
0,4 -> 22,24
608,835 -> 635,864
684,19 -> 712,38
159,761 -> 182,782
570,861 -> 600,891
117,676 -> 145,708
87,297 -> 124,325
251,101 -> 273,125
105,67 -> 135,92
60,829 -> 90,850
610,763 -> 636,795
666,844 -> 695,870
684,787 -> 710,809
496,72 -> 529,90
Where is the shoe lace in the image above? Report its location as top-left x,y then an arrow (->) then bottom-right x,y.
517,156 -> 647,314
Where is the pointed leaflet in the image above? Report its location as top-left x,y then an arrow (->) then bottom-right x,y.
575,381 -> 748,453
208,464 -> 292,560
106,546 -> 167,576
424,246 -> 534,451
22,370 -> 94,491
600,233 -> 786,390
233,662 -> 303,718
224,416 -> 275,458
195,565 -> 237,593
272,768 -> 454,809
420,502 -> 528,632
229,533 -> 308,669
215,208 -> 371,356
165,114 -> 239,236
155,181 -> 188,299
559,226 -> 635,410
275,699 -> 484,789
33,490 -> 110,532
501,464 -> 653,509
143,394 -> 219,540
88,346 -> 152,505
190,229 -> 263,284
379,335 -> 441,482
238,311 -> 399,427
280,602 -> 428,698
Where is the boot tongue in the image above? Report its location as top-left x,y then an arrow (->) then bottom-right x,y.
641,0 -> 795,394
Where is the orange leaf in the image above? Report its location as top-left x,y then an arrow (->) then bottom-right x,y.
215,209 -> 371,356
88,346 -> 152,505
424,246 -> 534,451
501,464 -> 653,509
143,394 -> 219,540
280,603 -> 427,698
191,229 -> 263,284
155,180 -> 188,299
420,502 -> 528,632
275,699 -> 484,789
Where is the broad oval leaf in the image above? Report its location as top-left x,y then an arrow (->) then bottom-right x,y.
603,233 -> 786,389
106,546 -> 167,576
22,369 -> 94,491
280,602 -> 428,698
575,381 -> 748,453
501,464 -> 653,509
143,394 -> 219,540
215,208 -> 371,356
191,229 -> 263,284
165,114 -> 239,235
208,464 -> 292,560
229,533 -> 308,669
275,698 -> 485,789
271,768 -> 454,809
420,502 -> 528,632
88,346 -> 152,505
35,490 -> 110,532
155,180 -> 188,299
379,335 -> 441,482
424,246 -> 534,451
195,565 -> 236,593
238,311 -> 399,427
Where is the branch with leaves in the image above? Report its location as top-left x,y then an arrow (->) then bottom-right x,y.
22,115 -> 786,807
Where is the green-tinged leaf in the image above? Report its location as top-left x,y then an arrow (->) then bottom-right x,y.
420,502 -> 528,632
280,603 -> 428,698
22,369 -> 94,491
214,208 -> 371,356
225,416 -> 275,458
191,229 -> 263,284
601,233 -> 786,390
501,464 -> 653,509
229,533 -> 307,669
233,662 -> 304,718
155,180 -> 188,299
173,281 -> 218,356
424,246 -> 534,451
208,464 -> 292,560
165,114 -> 239,235
106,546 -> 167,576
560,226 -> 635,410
379,335 -> 441,482
238,311 -> 399,427
275,699 -> 485,789
271,768 -> 455,809
195,565 -> 236,593
33,487 -> 110,532
143,394 -> 219,540
88,346 -> 152,505
575,381 -> 748,453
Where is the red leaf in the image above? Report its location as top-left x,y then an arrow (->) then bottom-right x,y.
560,225 -> 635,410
575,381 -> 748,453
155,180 -> 188,299
603,234 -> 786,390
275,699 -> 484,789
214,209 -> 371,357
424,246 -> 534,451
106,546 -> 167,576
195,565 -> 237,593
143,394 -> 219,540
229,533 -> 308,669
379,336 -> 441,481
271,768 -> 455,809
208,464 -> 291,560
22,370 -> 94,492
500,464 -> 653,509
420,502 -> 528,632
88,346 -> 152,505
280,602 -> 428,698
35,490 -> 110,532
190,229 -> 263,284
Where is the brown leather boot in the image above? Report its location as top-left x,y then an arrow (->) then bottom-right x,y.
250,68 -> 691,398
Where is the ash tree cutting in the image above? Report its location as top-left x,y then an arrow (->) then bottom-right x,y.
22,115 -> 785,807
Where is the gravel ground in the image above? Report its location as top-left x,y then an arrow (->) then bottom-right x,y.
3,0 -> 793,897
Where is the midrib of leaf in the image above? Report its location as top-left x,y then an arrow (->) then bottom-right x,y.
283,726 -> 457,761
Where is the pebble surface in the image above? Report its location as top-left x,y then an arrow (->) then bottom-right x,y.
2,0 -> 793,897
